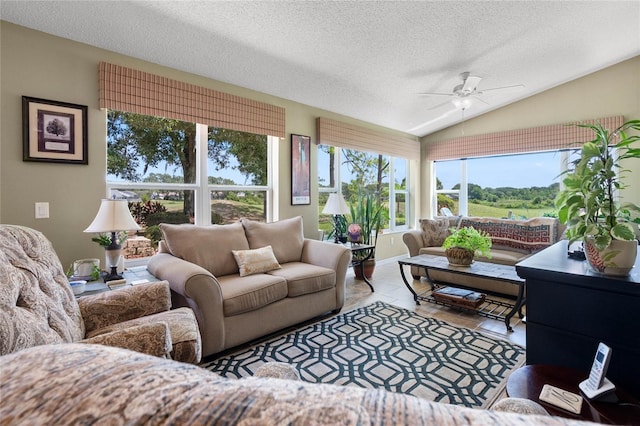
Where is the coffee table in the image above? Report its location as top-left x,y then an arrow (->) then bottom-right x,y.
507,365 -> 640,424
398,254 -> 525,331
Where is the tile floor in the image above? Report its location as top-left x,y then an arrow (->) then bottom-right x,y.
343,255 -> 527,349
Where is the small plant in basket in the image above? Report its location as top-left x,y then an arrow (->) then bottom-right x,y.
442,226 -> 492,265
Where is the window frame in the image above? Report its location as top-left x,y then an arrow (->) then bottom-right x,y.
318,145 -> 409,232
431,149 -> 589,218
106,120 -> 276,264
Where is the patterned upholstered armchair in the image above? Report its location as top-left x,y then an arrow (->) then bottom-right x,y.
0,224 -> 201,364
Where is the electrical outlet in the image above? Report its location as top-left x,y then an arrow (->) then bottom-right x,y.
35,202 -> 49,219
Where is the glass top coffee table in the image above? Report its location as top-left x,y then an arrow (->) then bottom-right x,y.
398,254 -> 525,331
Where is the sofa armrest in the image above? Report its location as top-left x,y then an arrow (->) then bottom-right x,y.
82,322 -> 172,359
301,239 -> 351,309
78,281 -> 172,333
402,230 -> 424,257
147,253 -> 226,357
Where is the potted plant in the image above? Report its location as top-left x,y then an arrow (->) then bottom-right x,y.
442,226 -> 492,266
349,193 -> 385,278
326,214 -> 348,243
555,120 -> 640,276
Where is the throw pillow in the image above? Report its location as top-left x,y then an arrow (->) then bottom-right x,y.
160,222 -> 250,276
232,245 -> 281,277
419,218 -> 450,247
241,216 -> 304,264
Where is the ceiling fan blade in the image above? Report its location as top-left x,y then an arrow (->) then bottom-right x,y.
417,92 -> 455,97
469,95 -> 490,106
478,84 -> 525,94
427,100 -> 453,110
408,107 -> 460,133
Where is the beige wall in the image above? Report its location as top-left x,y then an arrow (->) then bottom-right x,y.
420,56 -> 640,218
0,22 -> 413,267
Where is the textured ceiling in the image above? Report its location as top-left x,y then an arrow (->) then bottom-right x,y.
1,1 -> 639,137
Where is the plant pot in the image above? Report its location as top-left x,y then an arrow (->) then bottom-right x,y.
354,259 -> 375,280
584,238 -> 638,276
445,247 -> 474,266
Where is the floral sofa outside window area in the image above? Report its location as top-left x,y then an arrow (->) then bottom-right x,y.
403,216 -> 563,296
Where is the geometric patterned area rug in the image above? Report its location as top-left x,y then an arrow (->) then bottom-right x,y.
201,301 -> 525,408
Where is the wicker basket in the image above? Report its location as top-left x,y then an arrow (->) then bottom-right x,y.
445,247 -> 474,266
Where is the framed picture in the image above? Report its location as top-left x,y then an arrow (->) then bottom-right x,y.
22,96 -> 88,164
291,134 -> 311,205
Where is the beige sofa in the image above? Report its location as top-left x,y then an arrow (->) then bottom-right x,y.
403,216 -> 562,296
147,216 -> 352,357
0,343 -> 595,425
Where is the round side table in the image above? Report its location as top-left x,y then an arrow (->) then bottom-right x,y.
507,365 -> 640,424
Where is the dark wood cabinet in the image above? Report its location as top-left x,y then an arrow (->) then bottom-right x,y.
516,241 -> 640,398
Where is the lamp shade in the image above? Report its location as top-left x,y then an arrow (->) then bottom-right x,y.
322,193 -> 350,215
84,199 -> 141,233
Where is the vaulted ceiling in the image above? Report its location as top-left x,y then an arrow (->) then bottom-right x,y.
2,1 -> 639,137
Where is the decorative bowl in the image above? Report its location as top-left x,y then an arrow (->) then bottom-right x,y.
69,280 -> 87,295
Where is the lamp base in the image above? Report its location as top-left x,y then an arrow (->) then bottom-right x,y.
103,266 -> 123,283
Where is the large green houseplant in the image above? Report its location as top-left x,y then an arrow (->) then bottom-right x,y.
442,226 -> 492,265
555,119 -> 640,275
349,193 -> 385,278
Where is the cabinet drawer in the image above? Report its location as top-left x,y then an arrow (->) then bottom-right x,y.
526,278 -> 640,350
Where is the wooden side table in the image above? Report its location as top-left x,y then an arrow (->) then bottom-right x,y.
507,365 -> 640,424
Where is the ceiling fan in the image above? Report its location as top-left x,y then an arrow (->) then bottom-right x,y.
418,72 -> 524,110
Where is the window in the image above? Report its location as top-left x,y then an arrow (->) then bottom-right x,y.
106,111 -> 273,259
318,145 -> 409,236
434,151 -> 571,219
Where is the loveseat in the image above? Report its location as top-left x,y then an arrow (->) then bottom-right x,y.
147,216 -> 352,357
1,343 -> 599,425
403,216 -> 562,296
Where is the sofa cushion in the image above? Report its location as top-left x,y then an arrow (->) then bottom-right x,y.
419,218 -> 451,247
160,222 -> 250,277
232,245 -> 281,277
267,262 -> 336,297
458,217 -> 558,254
241,216 -> 304,264
217,274 -> 288,316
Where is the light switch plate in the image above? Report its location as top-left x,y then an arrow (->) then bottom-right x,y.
35,202 -> 49,219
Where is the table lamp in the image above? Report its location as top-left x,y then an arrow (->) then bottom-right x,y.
84,199 -> 141,282
322,193 -> 350,244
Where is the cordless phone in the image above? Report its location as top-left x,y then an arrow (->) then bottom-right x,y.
579,342 -> 615,399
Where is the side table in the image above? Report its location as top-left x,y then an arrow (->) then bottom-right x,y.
79,266 -> 159,297
506,365 -> 640,424
345,243 -> 375,292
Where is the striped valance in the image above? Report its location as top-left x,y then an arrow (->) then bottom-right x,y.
317,117 -> 420,159
99,62 -> 285,138
426,116 -> 624,161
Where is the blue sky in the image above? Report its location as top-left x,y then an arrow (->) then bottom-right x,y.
437,151 -> 563,189
113,148 -> 562,190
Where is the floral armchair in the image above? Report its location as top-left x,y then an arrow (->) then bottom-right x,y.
0,224 -> 201,364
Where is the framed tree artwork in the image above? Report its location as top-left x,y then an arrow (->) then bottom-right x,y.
22,96 -> 88,164
291,134 -> 311,205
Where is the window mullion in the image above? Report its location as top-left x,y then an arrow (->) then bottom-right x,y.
195,123 -> 209,225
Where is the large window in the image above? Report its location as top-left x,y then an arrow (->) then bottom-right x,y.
106,111 -> 273,259
434,151 -> 570,219
318,145 -> 409,236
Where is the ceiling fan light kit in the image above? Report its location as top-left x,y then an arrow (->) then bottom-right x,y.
452,98 -> 473,110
